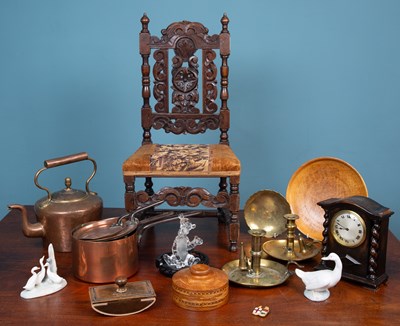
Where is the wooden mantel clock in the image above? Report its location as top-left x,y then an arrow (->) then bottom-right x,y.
317,196 -> 393,288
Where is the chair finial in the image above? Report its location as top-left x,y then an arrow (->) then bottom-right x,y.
141,13 -> 150,33
221,13 -> 229,32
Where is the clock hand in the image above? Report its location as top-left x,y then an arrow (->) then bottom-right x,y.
336,222 -> 349,231
345,254 -> 361,265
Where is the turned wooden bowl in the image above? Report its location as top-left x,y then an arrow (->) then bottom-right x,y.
286,157 -> 368,240
172,264 -> 229,311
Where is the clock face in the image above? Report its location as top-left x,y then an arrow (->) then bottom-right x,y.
330,210 -> 366,248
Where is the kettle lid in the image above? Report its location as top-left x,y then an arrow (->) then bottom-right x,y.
50,177 -> 88,203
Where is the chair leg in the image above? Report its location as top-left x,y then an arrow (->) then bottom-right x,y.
229,175 -> 240,252
217,177 -> 229,223
145,177 -> 154,196
124,175 -> 137,212
219,177 -> 227,193
217,208 -> 230,224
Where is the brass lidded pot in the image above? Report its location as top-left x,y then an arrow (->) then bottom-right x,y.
9,152 -> 103,252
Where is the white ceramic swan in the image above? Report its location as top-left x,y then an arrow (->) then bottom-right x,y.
295,252 -> 342,301
23,266 -> 40,291
45,262 -> 64,284
35,256 -> 46,285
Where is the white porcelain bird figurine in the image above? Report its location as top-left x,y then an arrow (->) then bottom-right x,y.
46,243 -> 57,274
35,256 -> 46,285
23,266 -> 40,291
45,262 -> 64,284
21,243 -> 67,299
295,252 -> 342,302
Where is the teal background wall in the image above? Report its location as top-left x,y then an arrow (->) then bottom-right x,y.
1,0 -> 399,239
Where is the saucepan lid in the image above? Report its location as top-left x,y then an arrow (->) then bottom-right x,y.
73,206 -> 200,243
74,200 -> 165,241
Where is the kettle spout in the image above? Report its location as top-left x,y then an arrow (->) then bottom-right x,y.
8,204 -> 45,238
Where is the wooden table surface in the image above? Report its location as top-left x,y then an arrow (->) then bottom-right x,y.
1,207 -> 399,325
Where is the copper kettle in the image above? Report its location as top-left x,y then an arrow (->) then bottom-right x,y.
9,152 -> 103,252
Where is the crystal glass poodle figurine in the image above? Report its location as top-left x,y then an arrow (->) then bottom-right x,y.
163,213 -> 203,269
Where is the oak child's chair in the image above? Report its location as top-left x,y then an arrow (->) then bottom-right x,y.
122,14 -> 241,251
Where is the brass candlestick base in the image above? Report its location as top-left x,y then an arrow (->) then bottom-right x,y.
262,214 -> 320,262
263,239 -> 320,261
222,259 -> 290,288
222,230 -> 290,288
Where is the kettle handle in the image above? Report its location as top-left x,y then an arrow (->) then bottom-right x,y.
34,152 -> 98,200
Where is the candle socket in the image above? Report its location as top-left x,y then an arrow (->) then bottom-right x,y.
248,229 -> 266,276
284,214 -> 299,257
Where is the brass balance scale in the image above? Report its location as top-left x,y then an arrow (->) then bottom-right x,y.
222,190 -> 320,288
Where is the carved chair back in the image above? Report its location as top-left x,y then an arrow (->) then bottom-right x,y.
139,14 -> 231,145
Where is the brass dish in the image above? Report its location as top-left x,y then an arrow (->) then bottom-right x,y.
286,157 -> 368,241
222,259 -> 290,288
244,190 -> 291,238
263,239 -> 320,262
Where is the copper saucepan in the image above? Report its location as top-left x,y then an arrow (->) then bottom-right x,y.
72,209 -> 199,283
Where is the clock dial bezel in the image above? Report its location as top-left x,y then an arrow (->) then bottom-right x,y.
330,209 -> 366,248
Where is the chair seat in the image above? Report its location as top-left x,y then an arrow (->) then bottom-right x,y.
123,144 -> 240,177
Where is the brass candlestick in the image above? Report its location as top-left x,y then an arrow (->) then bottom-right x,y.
284,214 -> 299,259
248,229 -> 266,277
222,228 -> 290,288
262,213 -> 320,262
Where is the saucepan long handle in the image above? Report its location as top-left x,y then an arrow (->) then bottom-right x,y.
114,200 -> 165,226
